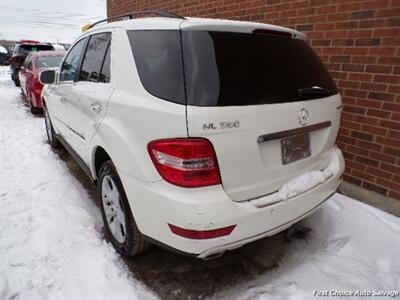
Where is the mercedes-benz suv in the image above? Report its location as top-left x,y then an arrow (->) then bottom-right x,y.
40,12 -> 345,259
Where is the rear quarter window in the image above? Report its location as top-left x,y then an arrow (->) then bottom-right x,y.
127,30 -> 185,105
79,32 -> 111,82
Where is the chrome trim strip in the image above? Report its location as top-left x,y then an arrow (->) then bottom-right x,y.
257,121 -> 332,144
54,116 -> 85,140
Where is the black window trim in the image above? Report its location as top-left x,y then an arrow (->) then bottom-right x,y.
99,41 -> 111,83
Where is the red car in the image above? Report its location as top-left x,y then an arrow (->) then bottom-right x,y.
19,50 -> 66,114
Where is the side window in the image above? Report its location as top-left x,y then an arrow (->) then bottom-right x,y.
27,57 -> 33,70
23,54 -> 32,69
99,45 -> 110,83
79,32 -> 111,82
59,37 -> 87,82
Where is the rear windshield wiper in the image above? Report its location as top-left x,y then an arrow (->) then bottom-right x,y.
298,86 -> 333,97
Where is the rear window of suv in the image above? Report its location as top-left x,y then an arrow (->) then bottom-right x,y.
17,44 -> 54,56
128,30 -> 337,106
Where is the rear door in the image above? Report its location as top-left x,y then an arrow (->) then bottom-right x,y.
67,32 -> 113,165
182,30 -> 342,201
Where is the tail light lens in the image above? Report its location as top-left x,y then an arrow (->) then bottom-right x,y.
168,224 -> 236,239
148,138 -> 221,188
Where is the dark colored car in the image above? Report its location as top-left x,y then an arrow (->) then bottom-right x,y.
10,40 -> 54,86
19,50 -> 66,114
0,45 -> 11,65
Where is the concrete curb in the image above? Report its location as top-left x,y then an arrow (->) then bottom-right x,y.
339,181 -> 400,217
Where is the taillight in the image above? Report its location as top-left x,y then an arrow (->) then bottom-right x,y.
148,138 -> 221,188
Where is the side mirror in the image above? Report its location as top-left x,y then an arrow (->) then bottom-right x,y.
39,70 -> 56,84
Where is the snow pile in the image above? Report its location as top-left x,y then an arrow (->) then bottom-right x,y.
251,168 -> 332,208
218,193 -> 400,300
0,67 -> 156,300
276,169 -> 332,201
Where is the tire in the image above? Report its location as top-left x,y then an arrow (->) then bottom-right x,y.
14,76 -> 20,87
98,160 -> 149,257
29,98 -> 42,115
30,106 -> 43,115
44,105 -> 60,148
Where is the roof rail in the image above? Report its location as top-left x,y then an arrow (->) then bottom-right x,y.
87,10 -> 186,30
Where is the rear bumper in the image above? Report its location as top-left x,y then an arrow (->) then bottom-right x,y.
119,147 -> 344,258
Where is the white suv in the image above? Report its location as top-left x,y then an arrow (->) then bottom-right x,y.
40,11 -> 345,259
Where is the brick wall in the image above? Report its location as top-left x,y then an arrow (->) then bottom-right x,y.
107,0 -> 400,200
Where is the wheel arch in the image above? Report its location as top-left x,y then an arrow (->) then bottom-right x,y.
92,146 -> 111,180
89,120 -> 161,183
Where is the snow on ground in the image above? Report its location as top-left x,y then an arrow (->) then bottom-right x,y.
223,193 -> 400,299
0,67 -> 156,299
0,64 -> 400,300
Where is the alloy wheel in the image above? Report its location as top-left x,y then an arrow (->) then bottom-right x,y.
102,175 -> 126,244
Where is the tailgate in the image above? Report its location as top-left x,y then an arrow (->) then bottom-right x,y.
187,95 -> 342,201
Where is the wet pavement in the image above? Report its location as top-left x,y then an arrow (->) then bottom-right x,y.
54,142 -> 294,299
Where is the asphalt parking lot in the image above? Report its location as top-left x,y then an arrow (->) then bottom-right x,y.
56,145 -> 288,300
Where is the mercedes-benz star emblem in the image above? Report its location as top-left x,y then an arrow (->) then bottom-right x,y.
298,108 -> 309,126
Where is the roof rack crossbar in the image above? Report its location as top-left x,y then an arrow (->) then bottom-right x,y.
87,10 -> 185,29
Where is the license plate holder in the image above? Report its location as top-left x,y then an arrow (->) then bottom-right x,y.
281,133 -> 311,165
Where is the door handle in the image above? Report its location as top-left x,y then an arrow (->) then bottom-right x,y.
60,97 -> 67,103
90,102 -> 102,113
